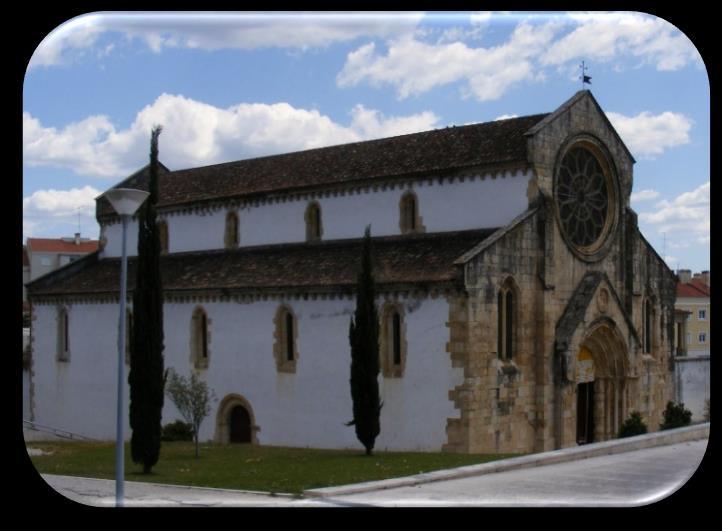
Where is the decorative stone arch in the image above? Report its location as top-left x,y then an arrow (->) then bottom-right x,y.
190,305 -> 211,370
496,275 -> 520,361
304,201 -> 323,242
575,317 -> 631,444
157,218 -> 169,254
224,210 -> 240,249
379,301 -> 407,378
215,394 -> 260,444
399,191 -> 424,234
273,304 -> 299,373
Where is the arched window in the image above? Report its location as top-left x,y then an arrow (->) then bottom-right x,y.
381,303 -> 406,377
57,307 -> 70,362
399,192 -> 421,234
191,307 -> 210,369
274,305 -> 298,372
225,211 -> 240,249
497,281 -> 516,360
157,219 -> 169,254
305,202 -> 323,241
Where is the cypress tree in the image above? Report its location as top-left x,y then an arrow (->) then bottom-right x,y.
129,126 -> 165,474
346,226 -> 382,456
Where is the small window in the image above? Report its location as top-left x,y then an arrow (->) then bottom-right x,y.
158,219 -> 169,254
381,303 -> 406,377
41,257 -> 51,266
305,202 -> 323,241
274,305 -> 298,372
399,192 -> 422,234
698,309 -> 706,321
497,282 -> 516,360
699,333 -> 707,344
225,211 -> 240,249
191,307 -> 210,369
57,307 -> 70,362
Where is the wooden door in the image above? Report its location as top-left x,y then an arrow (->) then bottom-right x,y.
230,405 -> 251,443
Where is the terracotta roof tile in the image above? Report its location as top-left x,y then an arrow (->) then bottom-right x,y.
97,114 -> 547,217
27,229 -> 497,297
27,238 -> 99,254
677,280 -> 710,298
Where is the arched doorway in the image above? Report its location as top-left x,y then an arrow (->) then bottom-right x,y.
229,405 -> 251,443
575,320 -> 630,444
215,394 -> 258,444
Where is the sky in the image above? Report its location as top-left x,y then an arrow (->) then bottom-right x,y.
22,11 -> 710,273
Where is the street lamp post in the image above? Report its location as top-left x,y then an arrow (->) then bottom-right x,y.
101,188 -> 150,508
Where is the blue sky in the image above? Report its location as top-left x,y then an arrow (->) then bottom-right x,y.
22,11 -> 709,273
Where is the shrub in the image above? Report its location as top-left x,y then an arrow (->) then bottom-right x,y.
618,411 -> 648,438
659,401 -> 692,430
161,420 -> 194,442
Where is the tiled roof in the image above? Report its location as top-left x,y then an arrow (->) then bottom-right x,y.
27,238 -> 99,254
97,114 -> 547,216
27,229 -> 497,297
677,280 -> 710,298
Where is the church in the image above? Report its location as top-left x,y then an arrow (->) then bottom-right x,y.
26,91 -> 677,454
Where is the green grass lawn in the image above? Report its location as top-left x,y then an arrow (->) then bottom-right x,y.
27,441 -> 518,495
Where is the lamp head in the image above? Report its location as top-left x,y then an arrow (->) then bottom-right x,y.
102,188 -> 150,216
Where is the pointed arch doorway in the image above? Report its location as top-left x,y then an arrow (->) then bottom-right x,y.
215,394 -> 259,444
575,321 -> 630,444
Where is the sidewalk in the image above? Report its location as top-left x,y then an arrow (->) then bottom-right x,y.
35,423 -> 709,507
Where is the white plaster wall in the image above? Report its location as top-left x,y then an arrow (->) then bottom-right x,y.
31,296 -> 463,451
30,303 -> 128,439
101,172 -> 531,257
675,356 -> 710,421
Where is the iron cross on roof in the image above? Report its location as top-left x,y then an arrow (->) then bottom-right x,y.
580,61 -> 592,89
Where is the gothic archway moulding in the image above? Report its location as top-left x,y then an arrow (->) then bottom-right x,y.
214,393 -> 260,444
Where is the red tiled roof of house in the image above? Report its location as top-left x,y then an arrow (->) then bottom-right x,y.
27,238 -> 99,254
677,279 -> 710,298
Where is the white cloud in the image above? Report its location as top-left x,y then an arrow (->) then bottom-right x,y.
29,12 -> 424,68
540,12 -> 701,71
494,114 -> 519,121
638,182 -> 710,236
606,111 -> 692,158
23,94 -> 440,178
337,21 -> 557,101
23,186 -> 101,217
630,189 -> 660,203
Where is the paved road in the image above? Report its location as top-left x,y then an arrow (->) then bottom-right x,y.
321,439 -> 709,507
39,438 -> 707,507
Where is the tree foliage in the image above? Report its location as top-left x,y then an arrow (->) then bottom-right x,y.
129,126 -> 165,474
346,226 -> 382,456
618,411 -> 648,438
165,368 -> 215,458
660,401 -> 692,430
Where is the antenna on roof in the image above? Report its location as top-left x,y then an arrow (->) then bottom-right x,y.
579,61 -> 592,90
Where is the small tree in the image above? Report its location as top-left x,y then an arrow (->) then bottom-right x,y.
618,411 -> 648,438
660,401 -> 692,430
165,368 -> 215,458
346,226 -> 382,456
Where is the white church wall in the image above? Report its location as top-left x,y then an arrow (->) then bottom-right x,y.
30,296 -> 462,451
30,303 -> 128,440
101,171 -> 531,258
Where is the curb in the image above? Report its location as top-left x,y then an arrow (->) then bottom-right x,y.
303,423 -> 710,498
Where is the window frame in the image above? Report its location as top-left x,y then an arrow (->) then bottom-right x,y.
191,306 -> 210,369
399,191 -> 423,234
274,305 -> 299,373
57,306 -> 70,362
305,201 -> 323,242
497,279 -> 517,361
224,211 -> 240,249
380,302 -> 407,378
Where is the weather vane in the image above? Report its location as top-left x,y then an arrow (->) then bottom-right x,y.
580,61 -> 592,89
